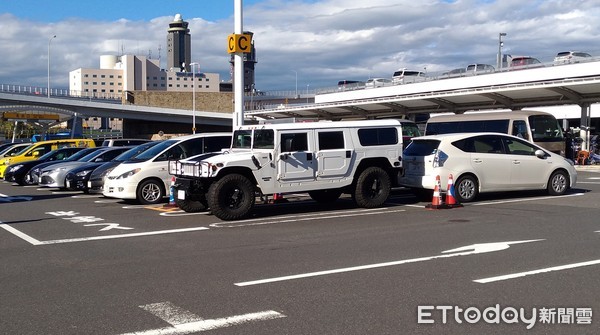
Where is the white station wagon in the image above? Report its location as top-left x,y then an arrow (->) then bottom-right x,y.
399,132 -> 577,202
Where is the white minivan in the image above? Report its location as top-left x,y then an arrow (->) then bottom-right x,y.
103,133 -> 231,204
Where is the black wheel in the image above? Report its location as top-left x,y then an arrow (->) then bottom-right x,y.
352,167 -> 391,208
308,189 -> 342,203
22,174 -> 36,186
176,197 -> 208,213
547,170 -> 569,196
207,174 -> 255,221
455,175 -> 478,203
136,179 -> 165,205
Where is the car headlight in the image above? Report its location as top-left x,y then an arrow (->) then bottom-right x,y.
100,167 -> 115,178
46,168 -> 62,174
117,168 -> 141,179
31,167 -> 40,174
7,164 -> 23,173
76,170 -> 92,177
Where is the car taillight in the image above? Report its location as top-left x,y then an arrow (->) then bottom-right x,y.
433,150 -> 448,168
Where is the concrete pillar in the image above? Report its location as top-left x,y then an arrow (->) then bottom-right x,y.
580,103 -> 591,151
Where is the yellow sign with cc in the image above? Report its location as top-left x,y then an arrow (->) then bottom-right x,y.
227,33 -> 252,54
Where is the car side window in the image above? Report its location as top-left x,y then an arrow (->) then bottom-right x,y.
281,133 -> 308,152
472,136 -> 504,154
503,137 -> 536,156
511,120 -> 529,140
318,131 -> 344,150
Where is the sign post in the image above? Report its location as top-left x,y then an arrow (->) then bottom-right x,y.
228,0 -> 252,128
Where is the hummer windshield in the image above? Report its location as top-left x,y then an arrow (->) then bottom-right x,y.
232,129 -> 274,149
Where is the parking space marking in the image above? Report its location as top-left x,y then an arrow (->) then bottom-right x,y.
474,259 -> 600,284
0,223 -> 209,245
471,192 -> 584,206
160,211 -> 212,217
210,207 -> 406,228
120,301 -> 285,335
139,302 -> 204,325
235,240 -> 543,287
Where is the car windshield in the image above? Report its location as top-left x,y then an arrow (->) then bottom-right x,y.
65,148 -> 98,161
36,149 -> 71,161
79,149 -> 110,162
404,140 -> 441,156
113,141 -> 161,162
529,115 -> 564,142
127,139 -> 177,162
402,123 -> 422,138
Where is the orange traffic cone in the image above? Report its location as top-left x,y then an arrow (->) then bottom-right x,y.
426,175 -> 445,209
445,174 -> 463,208
272,193 -> 287,204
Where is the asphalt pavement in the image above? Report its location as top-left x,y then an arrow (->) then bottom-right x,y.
1,170 -> 600,334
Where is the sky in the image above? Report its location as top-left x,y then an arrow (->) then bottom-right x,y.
0,0 -> 599,92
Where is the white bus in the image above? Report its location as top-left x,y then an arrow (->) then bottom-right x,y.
425,110 -> 566,155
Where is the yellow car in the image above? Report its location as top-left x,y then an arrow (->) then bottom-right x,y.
0,139 -> 95,178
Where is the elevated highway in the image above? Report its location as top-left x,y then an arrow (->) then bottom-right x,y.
0,91 -> 233,136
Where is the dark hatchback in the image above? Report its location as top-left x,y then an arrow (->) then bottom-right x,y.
3,147 -> 86,185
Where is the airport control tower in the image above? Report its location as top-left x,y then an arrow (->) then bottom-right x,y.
167,14 -> 191,72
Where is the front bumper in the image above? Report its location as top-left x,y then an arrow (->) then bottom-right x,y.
102,178 -> 138,200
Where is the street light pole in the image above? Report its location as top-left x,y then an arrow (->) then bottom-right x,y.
497,32 -> 506,70
292,70 -> 298,97
48,35 -> 56,98
190,62 -> 199,134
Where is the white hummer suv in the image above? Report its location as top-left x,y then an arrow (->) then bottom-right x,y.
169,120 -> 407,220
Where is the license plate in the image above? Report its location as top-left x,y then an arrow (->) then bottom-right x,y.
177,190 -> 185,200
66,181 -> 71,188
87,181 -> 92,188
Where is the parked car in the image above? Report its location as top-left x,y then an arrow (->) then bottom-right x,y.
25,147 -> 102,185
466,64 -> 495,75
392,69 -> 427,85
39,147 -> 131,189
441,68 -> 466,78
103,133 -> 232,204
0,138 -> 95,178
4,147 -> 86,185
553,51 -> 592,65
365,78 -> 392,88
71,141 -> 162,194
399,132 -> 577,203
0,143 -> 31,160
510,56 -> 543,69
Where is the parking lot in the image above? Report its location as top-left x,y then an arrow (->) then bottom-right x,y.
2,168 -> 600,334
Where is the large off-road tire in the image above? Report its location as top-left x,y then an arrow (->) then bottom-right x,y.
308,189 -> 342,203
455,175 -> 478,203
176,197 -> 208,213
352,167 -> 391,208
207,174 -> 255,221
547,170 -> 569,196
136,179 -> 165,205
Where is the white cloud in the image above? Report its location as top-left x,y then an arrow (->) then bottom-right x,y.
1,0 -> 599,92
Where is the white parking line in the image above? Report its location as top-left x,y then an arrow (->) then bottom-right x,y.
472,193 -> 584,206
209,207 -> 406,228
474,259 -> 600,284
0,223 -> 209,245
120,301 -> 285,335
